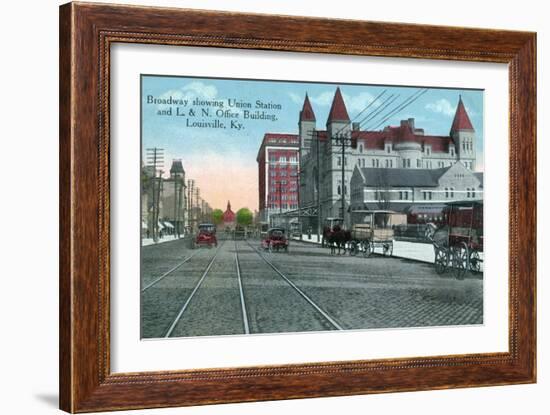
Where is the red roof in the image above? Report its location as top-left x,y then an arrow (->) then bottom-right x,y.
327,87 -> 350,123
352,124 -> 452,153
450,96 -> 474,133
299,94 -> 316,121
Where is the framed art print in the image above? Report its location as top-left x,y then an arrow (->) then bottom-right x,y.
59,2 -> 536,412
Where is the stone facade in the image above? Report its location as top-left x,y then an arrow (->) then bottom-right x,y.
298,88 -> 480,226
350,162 -> 483,212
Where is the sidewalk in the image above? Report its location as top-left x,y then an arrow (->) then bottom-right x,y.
291,234 -> 483,270
141,235 -> 187,247
291,234 -> 322,245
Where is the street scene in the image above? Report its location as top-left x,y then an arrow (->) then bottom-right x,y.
141,237 -> 482,338
140,75 -> 484,338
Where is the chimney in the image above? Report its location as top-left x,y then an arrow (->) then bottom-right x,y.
408,118 -> 415,130
352,122 -> 360,131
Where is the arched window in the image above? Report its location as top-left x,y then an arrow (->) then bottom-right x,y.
359,144 -> 363,153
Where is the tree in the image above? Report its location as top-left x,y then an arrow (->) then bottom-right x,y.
236,208 -> 253,227
211,208 -> 224,225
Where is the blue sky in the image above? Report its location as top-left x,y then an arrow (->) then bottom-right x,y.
141,75 -> 484,211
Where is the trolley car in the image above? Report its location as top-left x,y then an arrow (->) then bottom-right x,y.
431,200 -> 483,279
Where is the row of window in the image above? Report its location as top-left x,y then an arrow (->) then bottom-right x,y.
357,144 -> 392,154
269,170 -> 299,177
268,155 -> 298,163
267,203 -> 299,209
364,188 -> 478,201
268,193 -> 298,201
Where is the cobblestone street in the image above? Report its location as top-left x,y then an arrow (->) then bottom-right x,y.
141,237 -> 483,338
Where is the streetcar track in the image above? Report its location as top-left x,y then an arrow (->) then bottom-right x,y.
234,240 -> 250,334
164,241 -> 224,337
244,240 -> 344,331
141,250 -> 201,292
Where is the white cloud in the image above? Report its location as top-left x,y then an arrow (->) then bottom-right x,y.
425,98 -> 455,117
288,92 -> 303,105
343,91 -> 376,113
182,81 -> 218,99
309,91 -> 337,107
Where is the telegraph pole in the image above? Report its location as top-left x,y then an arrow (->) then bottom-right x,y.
173,178 -> 178,238
341,133 -> 346,226
316,132 -> 322,242
195,187 -> 200,224
146,148 -> 164,242
330,132 -> 355,228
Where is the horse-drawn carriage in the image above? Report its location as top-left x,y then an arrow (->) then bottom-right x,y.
322,211 -> 404,256
321,218 -> 344,248
349,210 -> 404,257
431,200 -> 483,279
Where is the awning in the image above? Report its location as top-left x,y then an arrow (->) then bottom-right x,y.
408,204 -> 446,215
157,221 -> 165,230
163,221 -> 175,229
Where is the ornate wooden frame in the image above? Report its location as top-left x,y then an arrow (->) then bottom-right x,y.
59,2 -> 536,412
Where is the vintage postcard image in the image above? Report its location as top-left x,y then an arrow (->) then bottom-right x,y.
140,75 -> 484,339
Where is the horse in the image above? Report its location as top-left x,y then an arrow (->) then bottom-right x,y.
326,225 -> 351,255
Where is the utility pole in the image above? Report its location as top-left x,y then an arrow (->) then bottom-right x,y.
189,179 -> 195,232
195,187 -> 200,224
316,132 -> 322,243
177,182 -> 183,237
146,148 -> 164,242
173,178 -> 178,238
296,155 -> 302,240
330,132 -> 355,228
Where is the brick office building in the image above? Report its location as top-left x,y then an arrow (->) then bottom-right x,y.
256,133 -> 300,224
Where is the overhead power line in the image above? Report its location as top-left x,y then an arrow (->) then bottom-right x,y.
357,94 -> 400,130
366,88 -> 429,131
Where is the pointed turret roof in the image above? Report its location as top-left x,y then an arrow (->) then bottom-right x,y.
299,93 -> 316,121
450,95 -> 474,133
327,87 -> 350,123
170,159 -> 185,174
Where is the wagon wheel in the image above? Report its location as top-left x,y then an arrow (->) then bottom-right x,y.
469,249 -> 481,273
349,241 -> 358,256
452,242 -> 469,280
362,241 -> 373,258
434,246 -> 448,274
383,241 -> 393,257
